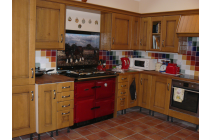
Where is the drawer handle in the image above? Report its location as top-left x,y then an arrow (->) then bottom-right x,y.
62,111 -> 70,115
121,85 -> 126,87
62,104 -> 70,108
62,95 -> 70,98
120,98 -> 125,100
62,86 -> 70,89
31,68 -> 34,78
84,88 -> 89,91
121,92 -> 126,94
121,78 -> 127,80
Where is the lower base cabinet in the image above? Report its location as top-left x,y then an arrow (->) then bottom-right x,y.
35,82 -> 74,134
12,85 -> 36,138
128,74 -> 139,108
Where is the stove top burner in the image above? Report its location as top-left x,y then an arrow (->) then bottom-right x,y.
176,74 -> 199,81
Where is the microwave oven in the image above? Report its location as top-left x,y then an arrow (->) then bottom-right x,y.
129,58 -> 156,70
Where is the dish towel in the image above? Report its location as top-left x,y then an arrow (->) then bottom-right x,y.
173,87 -> 185,102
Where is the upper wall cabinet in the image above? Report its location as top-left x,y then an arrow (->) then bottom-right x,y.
35,0 -> 66,50
12,0 -> 35,86
139,17 -> 151,50
131,17 -> 140,50
149,15 -> 179,53
100,13 -> 134,50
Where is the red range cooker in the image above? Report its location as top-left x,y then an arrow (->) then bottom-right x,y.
74,77 -> 116,123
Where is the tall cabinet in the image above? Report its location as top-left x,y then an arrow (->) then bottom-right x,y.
12,0 -> 36,138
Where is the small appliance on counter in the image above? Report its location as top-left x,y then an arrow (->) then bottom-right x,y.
129,58 -> 156,71
166,63 -> 180,74
121,57 -> 130,70
97,59 -> 106,71
159,60 -> 170,72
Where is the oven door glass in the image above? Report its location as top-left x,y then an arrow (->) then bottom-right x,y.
135,60 -> 145,67
171,88 -> 199,113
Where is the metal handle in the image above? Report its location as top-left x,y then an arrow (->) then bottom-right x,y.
31,91 -> 34,101
62,95 -> 70,98
167,83 -> 170,91
62,111 -> 70,115
31,68 -> 34,78
172,87 -> 199,93
140,39 -> 142,46
140,78 -> 142,85
121,92 -> 126,94
84,89 -> 89,91
121,85 -> 126,87
61,34 -> 63,43
62,104 -> 70,108
62,86 -> 70,89
162,40 -> 164,47
121,78 -> 127,80
53,90 -> 56,99
120,98 -> 125,100
112,38 -> 114,44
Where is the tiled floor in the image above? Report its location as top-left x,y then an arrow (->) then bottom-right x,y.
13,107 -> 199,140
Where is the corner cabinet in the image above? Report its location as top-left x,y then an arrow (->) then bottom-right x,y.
150,76 -> 171,115
139,17 -> 151,50
35,0 -> 65,50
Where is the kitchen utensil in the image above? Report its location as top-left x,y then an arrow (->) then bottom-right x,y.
121,57 -> 130,70
155,62 -> 162,71
35,68 -> 54,77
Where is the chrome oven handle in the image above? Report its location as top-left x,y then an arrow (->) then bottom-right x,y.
172,87 -> 199,93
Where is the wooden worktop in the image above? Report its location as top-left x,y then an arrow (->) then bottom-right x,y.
117,70 -> 199,83
35,74 -> 74,84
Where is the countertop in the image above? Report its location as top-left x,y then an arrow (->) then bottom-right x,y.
35,74 -> 74,84
117,70 -> 199,83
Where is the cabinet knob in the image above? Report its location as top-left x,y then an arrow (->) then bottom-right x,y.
112,38 -> 115,44
140,78 -> 143,85
31,91 -> 34,101
31,68 -> 34,78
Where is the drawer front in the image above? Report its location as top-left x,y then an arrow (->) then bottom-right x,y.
57,100 -> 74,111
57,109 -> 74,129
117,96 -> 127,111
118,82 -> 128,90
57,91 -> 74,102
118,89 -> 128,96
118,75 -> 128,82
57,82 -> 74,92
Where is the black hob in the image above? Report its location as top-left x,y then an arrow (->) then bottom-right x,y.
176,74 -> 199,81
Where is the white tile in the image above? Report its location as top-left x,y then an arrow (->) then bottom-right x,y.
185,70 -> 190,75
173,54 -> 178,59
35,57 -> 41,63
46,63 -> 51,68
177,60 -> 182,65
40,63 -> 46,69
182,60 -> 186,65
178,54 -> 183,60
35,50 -> 41,57
190,70 -> 194,75
185,65 -> 190,70
180,65 -> 186,70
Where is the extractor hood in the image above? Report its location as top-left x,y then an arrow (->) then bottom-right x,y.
176,15 -> 199,37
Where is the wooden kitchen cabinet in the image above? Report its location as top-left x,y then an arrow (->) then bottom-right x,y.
150,76 -> 171,115
12,85 -> 35,138
117,96 -> 128,111
138,74 -> 152,110
131,17 -> 140,50
149,16 -> 179,52
127,74 -> 139,108
35,0 -> 65,50
36,83 -> 57,133
12,0 -> 36,86
139,17 -> 151,50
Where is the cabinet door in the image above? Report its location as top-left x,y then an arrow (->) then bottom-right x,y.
138,74 -> 152,109
131,17 -> 140,50
112,13 -> 132,50
140,17 -> 151,50
57,109 -> 74,129
95,99 -> 114,118
75,81 -> 95,99
150,76 -> 171,115
161,16 -> 179,53
12,85 -> 35,138
95,79 -> 115,99
128,74 -> 139,108
149,17 -> 163,51
12,0 -> 35,86
35,0 -> 65,50
38,84 -> 57,133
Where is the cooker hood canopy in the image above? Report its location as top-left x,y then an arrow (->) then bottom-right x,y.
176,15 -> 199,37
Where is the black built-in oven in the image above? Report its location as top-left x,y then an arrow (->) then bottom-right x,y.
170,79 -> 199,117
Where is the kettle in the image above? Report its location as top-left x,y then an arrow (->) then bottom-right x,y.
121,57 -> 130,70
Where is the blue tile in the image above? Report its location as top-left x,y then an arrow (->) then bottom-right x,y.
109,56 -> 113,60
162,54 -> 166,58
192,47 -> 196,51
113,60 -> 116,64
196,52 -> 199,56
188,41 -> 192,46
106,51 -> 110,55
130,51 -> 134,55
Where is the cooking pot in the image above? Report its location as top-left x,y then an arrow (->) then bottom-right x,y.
35,68 -> 54,77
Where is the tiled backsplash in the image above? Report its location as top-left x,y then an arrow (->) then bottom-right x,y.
35,37 -> 199,76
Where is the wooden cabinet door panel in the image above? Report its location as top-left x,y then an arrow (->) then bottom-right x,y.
12,0 -> 35,86
162,16 -> 179,52
128,74 -> 139,108
38,84 -> 57,133
35,0 -> 65,50
140,17 -> 151,50
131,17 -> 140,50
117,96 -> 128,111
57,109 -> 73,129
112,13 -> 132,50
150,76 -> 171,115
138,74 -> 152,109
12,85 -> 35,138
